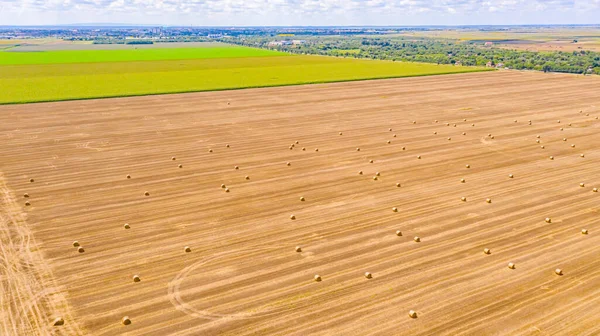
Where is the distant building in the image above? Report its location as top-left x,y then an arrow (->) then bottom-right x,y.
496,62 -> 504,68
208,34 -> 223,39
484,41 -> 494,47
486,61 -> 493,67
454,61 -> 462,66
268,40 -> 293,47
292,40 -> 306,45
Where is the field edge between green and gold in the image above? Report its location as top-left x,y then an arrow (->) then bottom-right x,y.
0,55 -> 494,105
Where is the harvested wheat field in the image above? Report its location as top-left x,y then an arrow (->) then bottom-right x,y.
1,70 -> 600,335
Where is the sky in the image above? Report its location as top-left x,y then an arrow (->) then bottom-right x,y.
0,0 -> 599,26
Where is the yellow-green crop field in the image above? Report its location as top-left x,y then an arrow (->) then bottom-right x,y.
0,45 -> 491,104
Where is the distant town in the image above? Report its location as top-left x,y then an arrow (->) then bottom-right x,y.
2,25 -> 599,75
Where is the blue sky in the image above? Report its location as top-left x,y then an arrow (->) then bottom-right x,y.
0,0 -> 599,26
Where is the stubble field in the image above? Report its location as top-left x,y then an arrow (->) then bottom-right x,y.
1,71 -> 600,335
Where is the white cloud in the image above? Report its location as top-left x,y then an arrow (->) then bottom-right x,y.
0,0 -> 597,25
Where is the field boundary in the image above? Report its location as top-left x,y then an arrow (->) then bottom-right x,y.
0,173 -> 83,335
0,68 -> 494,106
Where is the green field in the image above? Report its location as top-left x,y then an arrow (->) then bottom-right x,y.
0,45 -> 491,104
0,46 -> 284,65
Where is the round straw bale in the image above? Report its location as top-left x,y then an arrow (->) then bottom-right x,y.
555,269 -> 563,275
364,272 -> 372,279
483,248 -> 491,254
389,128 -> 393,131
358,171 -> 363,175
509,174 -> 514,178
461,197 -> 467,202
315,148 -> 319,152
508,262 -> 516,269
409,310 -> 418,318
178,164 -> 183,168
25,201 -> 30,206
73,241 -> 80,247
396,230 -> 403,236
122,316 -> 131,325
221,184 -> 226,188
462,132 -> 466,135
396,183 -> 401,187
53,317 -> 64,326
465,164 -> 470,168
571,144 -> 575,148
392,207 -> 398,212
356,148 -> 360,151
29,178 -> 34,183
541,145 -> 545,149
295,246 -> 302,252
582,229 -> 589,235
447,137 -> 452,141
133,275 -> 141,282
184,246 -> 191,252
375,172 -> 381,176
286,162 -> 291,166
144,191 -> 150,196
417,155 -> 421,159
486,198 -> 492,203
339,132 -> 343,135
393,134 -> 397,138
433,131 -> 437,135
545,218 -> 552,223
300,196 -> 305,201
373,176 -> 378,181
369,159 -> 374,163
290,215 -> 296,220
245,176 -> 250,180
172,157 -> 176,161
593,188 -> 598,193
234,165 -> 239,170
124,223 -> 130,229
23,193 -> 29,198
126,175 -> 131,179
225,188 -> 230,193
414,236 -> 421,242
314,275 -> 322,282
77,247 -> 85,253
460,178 -> 466,183
580,154 -> 585,158
209,149 -> 213,152
387,140 -> 391,144
302,147 -> 306,151
549,156 -> 554,160
580,183 -> 585,187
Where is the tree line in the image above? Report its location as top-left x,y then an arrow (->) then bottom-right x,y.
225,35 -> 600,75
